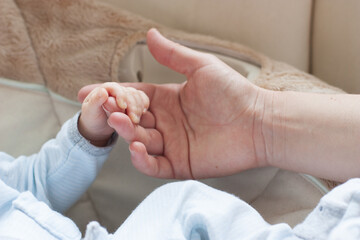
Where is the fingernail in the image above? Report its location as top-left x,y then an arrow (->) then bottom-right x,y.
107,118 -> 113,128
97,88 -> 103,97
119,101 -> 127,109
129,113 -> 139,124
102,105 -> 111,117
129,147 -> 136,157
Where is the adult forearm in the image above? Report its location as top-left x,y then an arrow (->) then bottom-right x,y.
263,90 -> 360,181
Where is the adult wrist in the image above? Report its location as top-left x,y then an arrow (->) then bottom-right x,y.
253,88 -> 285,168
261,89 -> 287,168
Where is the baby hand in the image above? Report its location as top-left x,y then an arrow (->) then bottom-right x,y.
78,82 -> 149,147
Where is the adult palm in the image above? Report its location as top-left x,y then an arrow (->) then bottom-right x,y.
79,29 -> 267,179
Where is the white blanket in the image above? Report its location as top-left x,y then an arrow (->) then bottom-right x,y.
83,179 -> 360,240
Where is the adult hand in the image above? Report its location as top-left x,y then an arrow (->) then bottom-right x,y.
79,29 -> 269,179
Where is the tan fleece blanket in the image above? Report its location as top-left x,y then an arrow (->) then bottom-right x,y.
0,0 -> 343,99
0,0 -> 342,187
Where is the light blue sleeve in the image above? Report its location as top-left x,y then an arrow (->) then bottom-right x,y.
0,112 -> 115,213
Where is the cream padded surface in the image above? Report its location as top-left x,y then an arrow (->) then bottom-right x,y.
100,0 -> 312,72
118,44 -> 260,84
0,80 -> 59,156
312,0 -> 360,93
0,41 -> 327,234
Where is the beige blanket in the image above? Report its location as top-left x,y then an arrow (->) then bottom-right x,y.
0,0 -> 343,100
0,0 -> 342,187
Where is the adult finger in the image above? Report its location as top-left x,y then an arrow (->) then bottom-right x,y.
108,112 -> 163,155
139,111 -> 155,128
102,96 -> 124,117
129,141 -> 174,179
146,28 -> 212,78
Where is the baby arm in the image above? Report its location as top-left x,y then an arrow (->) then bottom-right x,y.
0,83 -> 149,212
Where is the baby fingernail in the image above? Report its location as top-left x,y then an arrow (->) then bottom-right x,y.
129,147 -> 136,157
119,101 -> 127,109
129,113 -> 139,123
97,88 -> 103,97
102,105 -> 111,117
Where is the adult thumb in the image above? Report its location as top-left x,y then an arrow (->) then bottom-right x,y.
146,28 -> 212,78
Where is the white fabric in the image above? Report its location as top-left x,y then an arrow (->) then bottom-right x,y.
112,180 -> 297,239
0,113 -> 113,239
110,179 -> 360,240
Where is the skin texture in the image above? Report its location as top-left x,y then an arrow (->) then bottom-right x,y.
78,29 -> 267,179
266,91 -> 360,182
79,29 -> 360,182
78,82 -> 149,147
